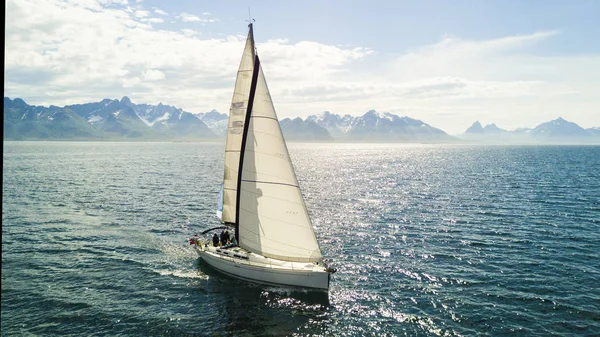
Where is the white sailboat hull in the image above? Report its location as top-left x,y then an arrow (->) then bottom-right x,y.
195,244 -> 330,290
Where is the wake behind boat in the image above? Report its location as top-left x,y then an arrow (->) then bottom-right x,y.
189,23 -> 334,291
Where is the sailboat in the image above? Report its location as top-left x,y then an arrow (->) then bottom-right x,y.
191,23 -> 334,290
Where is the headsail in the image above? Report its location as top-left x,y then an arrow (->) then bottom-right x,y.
221,25 -> 256,225
216,183 -> 224,219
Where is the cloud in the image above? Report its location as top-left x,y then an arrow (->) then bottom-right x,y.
260,40 -> 371,81
144,17 -> 163,23
373,30 -> 600,132
4,0 -> 599,134
143,69 -> 165,81
181,29 -> 198,37
176,12 -> 217,23
178,12 -> 200,22
153,8 -> 167,15
263,29 -> 598,133
4,0 -> 366,115
134,10 -> 149,18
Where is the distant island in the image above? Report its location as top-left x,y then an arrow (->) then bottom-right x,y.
4,97 -> 600,144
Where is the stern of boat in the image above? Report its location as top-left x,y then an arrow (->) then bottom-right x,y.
189,235 -> 208,255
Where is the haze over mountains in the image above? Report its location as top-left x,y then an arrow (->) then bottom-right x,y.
463,119 -> 600,144
4,97 -> 600,144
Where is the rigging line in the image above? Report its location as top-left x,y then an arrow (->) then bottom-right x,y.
238,188 -> 306,207
250,115 -> 278,121
241,179 -> 299,188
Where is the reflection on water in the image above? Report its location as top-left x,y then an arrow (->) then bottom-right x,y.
195,259 -> 331,336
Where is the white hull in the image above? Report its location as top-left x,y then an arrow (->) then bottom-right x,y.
194,243 -> 330,290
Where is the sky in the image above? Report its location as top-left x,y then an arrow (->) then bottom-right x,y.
5,0 -> 600,134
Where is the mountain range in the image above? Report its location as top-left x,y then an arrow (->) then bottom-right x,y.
4,97 -> 600,144
305,110 -> 454,142
4,96 -> 215,140
463,119 -> 600,144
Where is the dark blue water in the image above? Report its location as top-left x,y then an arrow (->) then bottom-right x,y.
3,142 -> 599,336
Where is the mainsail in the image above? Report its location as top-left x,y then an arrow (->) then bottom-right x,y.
222,24 -> 323,263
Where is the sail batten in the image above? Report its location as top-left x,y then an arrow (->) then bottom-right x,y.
241,180 -> 299,188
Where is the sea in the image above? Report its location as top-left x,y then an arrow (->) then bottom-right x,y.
2,141 -> 599,336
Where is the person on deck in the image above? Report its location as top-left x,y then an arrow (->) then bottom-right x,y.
219,230 -> 226,246
212,233 -> 219,247
224,230 -> 230,245
222,234 -> 237,249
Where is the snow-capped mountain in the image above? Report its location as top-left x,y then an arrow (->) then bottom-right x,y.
279,117 -> 332,141
305,111 -> 353,138
4,97 -> 216,140
529,117 -> 591,138
6,96 -> 599,144
306,110 -> 454,142
4,97 -> 106,139
196,110 -> 229,136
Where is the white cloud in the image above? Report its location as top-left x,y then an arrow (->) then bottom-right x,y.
4,0 -> 600,134
260,39 -> 371,81
4,0 -> 367,115
390,30 -> 559,81
177,12 -> 217,23
153,7 -> 167,15
268,30 -> 599,133
142,17 -> 163,23
143,69 -> 165,81
181,29 -> 198,37
375,30 -> 600,132
134,10 -> 149,18
178,12 -> 200,22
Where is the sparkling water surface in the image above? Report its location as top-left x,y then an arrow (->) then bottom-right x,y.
2,142 -> 599,336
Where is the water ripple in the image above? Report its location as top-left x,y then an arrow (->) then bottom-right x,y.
2,142 -> 599,336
